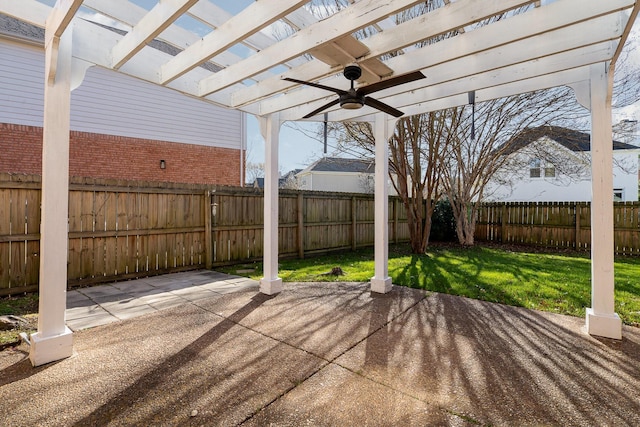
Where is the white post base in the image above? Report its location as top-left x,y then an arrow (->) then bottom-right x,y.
29,327 -> 73,367
260,277 -> 283,295
586,308 -> 622,340
371,277 -> 392,294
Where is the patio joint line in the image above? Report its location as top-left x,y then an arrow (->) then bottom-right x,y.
73,285 -> 175,322
324,292 -> 487,426
235,288 -> 432,426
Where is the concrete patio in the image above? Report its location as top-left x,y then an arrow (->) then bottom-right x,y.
1,276 -> 639,426
64,271 -> 260,331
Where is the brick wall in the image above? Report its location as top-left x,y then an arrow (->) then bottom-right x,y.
0,123 -> 242,185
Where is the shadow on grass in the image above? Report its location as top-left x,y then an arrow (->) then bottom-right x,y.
229,243 -> 640,325
391,245 -> 593,312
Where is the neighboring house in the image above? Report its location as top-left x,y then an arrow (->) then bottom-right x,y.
296,157 -> 399,195
280,169 -> 303,189
250,169 -> 302,189
486,126 -> 640,202
0,15 -> 246,186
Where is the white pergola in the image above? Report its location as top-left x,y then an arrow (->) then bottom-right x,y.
1,0 -> 637,366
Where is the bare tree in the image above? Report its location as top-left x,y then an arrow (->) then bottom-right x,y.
280,170 -> 302,190
245,162 -> 265,185
444,35 -> 640,245
331,112 -> 453,253
440,88 -> 589,245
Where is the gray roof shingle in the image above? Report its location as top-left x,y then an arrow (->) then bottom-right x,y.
501,125 -> 638,154
306,157 -> 374,173
0,14 -> 44,42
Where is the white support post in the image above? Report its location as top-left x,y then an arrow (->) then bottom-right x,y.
30,23 -> 74,366
586,62 -> 622,339
259,113 -> 283,295
370,114 -> 397,293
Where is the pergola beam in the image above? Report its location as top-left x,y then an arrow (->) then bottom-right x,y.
329,41 -> 615,122
232,0 -> 630,110
83,0 -> 272,85
399,67 -> 592,118
44,0 -> 83,84
70,18 -> 235,107
231,0 -> 534,108
186,1 -> 308,70
198,0 -> 427,96
45,0 -> 82,43
611,3 -> 640,67
267,11 -> 623,119
282,4 -> 625,120
161,0 -> 309,85
0,0 -> 49,27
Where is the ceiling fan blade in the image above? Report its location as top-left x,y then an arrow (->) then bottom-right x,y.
302,98 -> 341,119
283,77 -> 346,95
357,71 -> 426,96
364,97 -> 404,118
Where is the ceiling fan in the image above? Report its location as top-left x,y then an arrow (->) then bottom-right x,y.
283,65 -> 426,119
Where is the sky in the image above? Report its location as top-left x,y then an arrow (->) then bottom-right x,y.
37,0 -> 640,174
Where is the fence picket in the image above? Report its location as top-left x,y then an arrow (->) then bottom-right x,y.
475,201 -> 640,255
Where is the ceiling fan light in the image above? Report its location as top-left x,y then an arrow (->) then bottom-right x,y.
340,99 -> 364,109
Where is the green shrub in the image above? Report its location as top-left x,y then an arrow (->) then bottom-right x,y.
430,199 -> 456,241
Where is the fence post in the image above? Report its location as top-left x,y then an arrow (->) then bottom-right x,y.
575,203 -> 581,249
351,196 -> 357,250
297,193 -> 304,259
204,190 -> 212,269
501,204 -> 507,242
393,198 -> 399,244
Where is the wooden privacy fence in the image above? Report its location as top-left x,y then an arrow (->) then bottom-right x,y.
0,174 -> 210,296
0,174 -> 410,296
211,188 -> 409,264
475,201 -> 640,255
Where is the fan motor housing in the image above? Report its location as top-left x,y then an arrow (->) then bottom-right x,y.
339,92 -> 365,109
343,65 -> 362,81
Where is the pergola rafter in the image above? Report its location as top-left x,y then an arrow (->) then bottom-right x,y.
0,0 -> 637,366
160,0 -> 309,85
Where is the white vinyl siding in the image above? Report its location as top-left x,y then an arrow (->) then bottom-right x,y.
0,39 -> 243,150
297,171 -> 398,195
487,146 -> 640,202
0,41 -> 45,125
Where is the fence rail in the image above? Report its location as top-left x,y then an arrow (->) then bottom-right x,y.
0,174 -> 410,295
475,201 -> 640,255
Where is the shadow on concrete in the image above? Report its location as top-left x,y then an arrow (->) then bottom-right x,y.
1,281 -> 639,426
71,292 -> 275,427
340,292 -> 640,426
0,347 -> 64,387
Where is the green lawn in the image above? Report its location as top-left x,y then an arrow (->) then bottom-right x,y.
0,293 -> 38,346
220,244 -> 640,326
